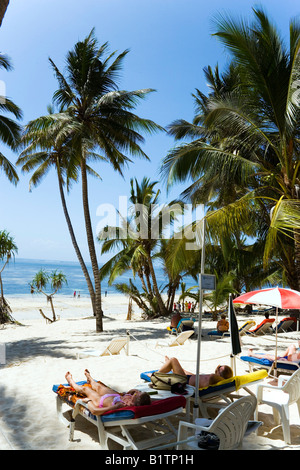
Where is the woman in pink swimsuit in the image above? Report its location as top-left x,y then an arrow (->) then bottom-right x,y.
65,369 -> 151,416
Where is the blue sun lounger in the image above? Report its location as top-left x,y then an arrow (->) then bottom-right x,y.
53,380 -> 185,449
140,369 -> 267,418
240,355 -> 300,375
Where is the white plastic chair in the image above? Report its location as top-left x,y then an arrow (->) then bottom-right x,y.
176,395 -> 257,450
255,368 -> 300,444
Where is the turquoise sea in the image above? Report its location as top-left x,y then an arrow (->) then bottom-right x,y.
2,258 -> 197,299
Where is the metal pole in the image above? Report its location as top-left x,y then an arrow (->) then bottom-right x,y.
193,217 -> 206,420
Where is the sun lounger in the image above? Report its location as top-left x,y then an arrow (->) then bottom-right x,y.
245,318 -> 275,336
207,320 -> 256,339
53,380 -> 185,450
141,369 -> 267,418
240,354 -> 300,375
155,329 -> 194,348
76,335 -> 129,359
207,330 -> 230,339
167,318 -> 195,335
273,317 -> 297,334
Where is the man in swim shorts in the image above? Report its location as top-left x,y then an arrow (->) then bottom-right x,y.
65,369 -> 151,416
157,356 -> 233,388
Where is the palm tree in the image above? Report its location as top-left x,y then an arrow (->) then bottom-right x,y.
17,107 -> 101,318
98,177 -> 182,316
161,7 -> 300,290
0,230 -> 17,323
30,269 -> 67,322
0,53 -> 22,185
18,31 -> 162,332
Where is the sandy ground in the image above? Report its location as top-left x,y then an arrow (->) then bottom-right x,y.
0,294 -> 300,451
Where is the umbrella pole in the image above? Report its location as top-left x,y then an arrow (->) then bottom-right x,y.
193,218 -> 206,420
274,306 -> 278,377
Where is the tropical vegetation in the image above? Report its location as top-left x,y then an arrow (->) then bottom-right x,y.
2,7 -> 300,326
161,7 -> 300,292
30,269 -> 67,322
98,177 -> 186,317
17,30 -> 161,331
0,230 -> 17,323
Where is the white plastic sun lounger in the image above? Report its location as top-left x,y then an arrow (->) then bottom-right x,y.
76,335 -> 129,359
53,381 -> 185,450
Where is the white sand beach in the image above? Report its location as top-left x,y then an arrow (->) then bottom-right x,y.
1,294 -> 300,451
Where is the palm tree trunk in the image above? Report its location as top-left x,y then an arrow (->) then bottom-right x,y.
56,164 -> 96,312
146,253 -> 168,316
48,295 -> 56,322
81,157 -> 103,332
0,273 -> 4,305
0,0 -> 9,27
294,229 -> 300,291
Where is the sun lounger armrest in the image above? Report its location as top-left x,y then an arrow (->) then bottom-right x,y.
71,399 -> 88,420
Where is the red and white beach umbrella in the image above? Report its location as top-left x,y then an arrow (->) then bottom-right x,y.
233,286 -> 300,309
233,287 -> 300,374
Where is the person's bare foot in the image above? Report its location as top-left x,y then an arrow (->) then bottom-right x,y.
65,371 -> 72,385
84,369 -> 92,383
248,349 -> 254,356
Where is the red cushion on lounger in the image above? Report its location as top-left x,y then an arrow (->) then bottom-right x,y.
102,396 -> 186,419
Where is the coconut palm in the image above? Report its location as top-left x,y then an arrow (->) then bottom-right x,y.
161,7 -> 300,290
18,30 -> 162,332
0,53 -> 22,185
98,177 -> 182,316
17,107 -> 101,318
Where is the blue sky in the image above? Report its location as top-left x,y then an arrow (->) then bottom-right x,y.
0,0 -> 299,262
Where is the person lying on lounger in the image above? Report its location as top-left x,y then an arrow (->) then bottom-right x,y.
157,356 -> 233,388
65,369 -> 151,416
248,340 -> 300,362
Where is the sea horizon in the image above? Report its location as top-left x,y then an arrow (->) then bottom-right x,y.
2,257 -> 198,298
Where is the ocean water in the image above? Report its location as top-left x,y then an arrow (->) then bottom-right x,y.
1,258 -> 198,299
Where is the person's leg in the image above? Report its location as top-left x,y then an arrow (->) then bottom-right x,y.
84,369 -> 117,395
158,356 -> 187,376
283,344 -> 300,361
248,349 -> 275,361
65,372 -> 100,402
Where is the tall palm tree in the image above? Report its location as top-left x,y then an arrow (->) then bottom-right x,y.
161,7 -> 300,290
17,107 -> 101,317
18,31 -> 162,332
0,53 -> 22,184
